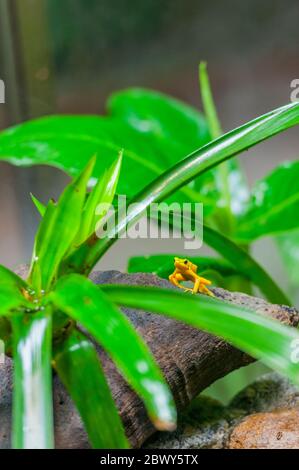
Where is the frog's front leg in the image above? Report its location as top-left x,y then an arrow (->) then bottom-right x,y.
169,271 -> 187,291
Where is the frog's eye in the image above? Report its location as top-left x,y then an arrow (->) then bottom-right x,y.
184,259 -> 188,265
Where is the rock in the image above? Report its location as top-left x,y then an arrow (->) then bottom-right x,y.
229,372 -> 299,414
145,395 -> 230,449
147,372 -> 299,449
226,372 -> 299,449
228,408 -> 299,449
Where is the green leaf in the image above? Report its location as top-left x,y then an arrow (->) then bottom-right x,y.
199,62 -> 222,139
30,193 -> 46,216
0,114 -> 209,206
108,87 -> 210,152
49,274 -> 176,430
237,161 -> 299,241
0,265 -> 33,314
75,151 -> 122,245
12,309 -> 54,449
78,101 -> 299,274
102,285 -> 299,386
0,264 -> 27,288
53,330 -> 129,449
128,254 -> 238,280
29,157 -> 95,292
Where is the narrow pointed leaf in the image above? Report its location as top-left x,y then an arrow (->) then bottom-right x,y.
12,309 -> 53,449
30,193 -> 46,216
53,330 -> 129,449
50,274 -> 176,430
29,158 -> 95,292
75,151 -> 122,245
102,285 -> 299,386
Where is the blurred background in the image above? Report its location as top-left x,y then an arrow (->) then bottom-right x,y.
0,0 -> 298,401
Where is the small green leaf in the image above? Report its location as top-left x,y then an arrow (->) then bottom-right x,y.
30,193 -> 46,216
12,309 -> 54,449
75,151 -> 122,245
53,329 -> 129,449
237,161 -> 299,241
29,157 -> 95,292
0,264 -> 27,289
102,285 -> 299,386
0,265 -> 33,314
49,274 -> 176,430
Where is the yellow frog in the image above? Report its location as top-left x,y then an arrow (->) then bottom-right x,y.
169,257 -> 214,296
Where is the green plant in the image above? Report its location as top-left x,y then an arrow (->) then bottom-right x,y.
0,65 -> 299,449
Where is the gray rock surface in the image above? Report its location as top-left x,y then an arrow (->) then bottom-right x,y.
146,372 -> 299,449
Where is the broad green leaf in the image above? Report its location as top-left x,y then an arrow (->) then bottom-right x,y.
53,330 -> 129,449
128,254 -> 238,280
30,193 -> 46,216
50,274 -> 176,430
0,115 -> 209,206
12,309 -> 53,449
77,101 -> 299,274
102,285 -> 299,386
29,158 -> 95,292
237,161 -> 299,241
75,151 -> 122,245
199,62 -> 248,222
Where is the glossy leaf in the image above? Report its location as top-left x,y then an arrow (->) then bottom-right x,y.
50,274 -> 176,430
237,161 -> 299,241
128,254 -> 238,280
29,158 -> 94,292
77,101 -> 299,274
12,309 -> 53,449
102,285 -> 299,385
53,330 -> 129,449
75,151 -> 122,245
